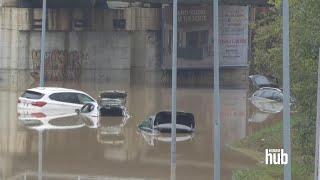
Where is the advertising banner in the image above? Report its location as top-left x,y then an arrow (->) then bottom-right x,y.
163,5 -> 249,69
219,5 -> 249,66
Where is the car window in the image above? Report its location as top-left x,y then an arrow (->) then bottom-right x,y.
77,93 -> 95,104
146,117 -> 153,129
254,76 -> 277,86
272,92 -> 283,102
49,93 -> 80,104
253,90 -> 263,97
253,76 -> 270,85
140,117 -> 152,129
21,90 -> 44,99
261,90 -> 274,99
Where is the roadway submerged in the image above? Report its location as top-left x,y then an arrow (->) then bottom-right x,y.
0,69 -> 282,180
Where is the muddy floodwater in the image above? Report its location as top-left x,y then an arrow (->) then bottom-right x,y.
0,70 -> 282,180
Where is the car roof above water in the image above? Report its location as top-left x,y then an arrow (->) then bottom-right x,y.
26,87 -> 86,94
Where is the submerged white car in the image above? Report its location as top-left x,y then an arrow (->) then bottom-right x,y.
248,87 -> 284,113
17,87 -> 96,114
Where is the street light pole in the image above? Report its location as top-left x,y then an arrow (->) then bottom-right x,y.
314,48 -> 320,180
38,130 -> 43,180
213,0 -> 220,179
39,0 -> 47,87
171,0 -> 178,179
282,0 -> 291,179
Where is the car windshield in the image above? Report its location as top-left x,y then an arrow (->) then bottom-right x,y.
253,75 -> 278,86
139,117 -> 152,129
254,89 -> 283,102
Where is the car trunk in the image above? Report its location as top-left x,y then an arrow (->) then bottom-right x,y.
153,111 -> 195,133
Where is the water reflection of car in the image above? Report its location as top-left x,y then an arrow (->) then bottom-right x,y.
18,110 -> 85,131
98,90 -> 128,117
17,87 -> 96,114
76,105 -> 130,144
248,87 -> 284,113
97,116 -> 127,144
248,105 -> 281,123
137,111 -> 195,134
138,129 -> 195,146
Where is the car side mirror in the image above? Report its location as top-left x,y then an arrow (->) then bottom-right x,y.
75,109 -> 80,114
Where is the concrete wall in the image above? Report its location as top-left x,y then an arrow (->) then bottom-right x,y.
0,7 -> 161,79
1,30 -> 132,79
23,31 -> 131,69
0,0 -> 16,7
131,31 -> 160,70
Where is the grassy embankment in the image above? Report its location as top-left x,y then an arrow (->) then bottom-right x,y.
230,113 -> 314,180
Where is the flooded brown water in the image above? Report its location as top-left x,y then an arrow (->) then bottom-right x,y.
0,70 -> 282,180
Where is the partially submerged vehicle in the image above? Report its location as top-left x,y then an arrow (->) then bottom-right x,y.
98,90 -> 128,117
249,74 -> 280,91
17,87 -> 96,114
248,87 -> 284,113
137,111 -> 195,134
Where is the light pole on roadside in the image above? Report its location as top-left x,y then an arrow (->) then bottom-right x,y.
38,130 -> 43,180
39,0 -> 47,87
213,0 -> 220,179
171,0 -> 178,179
314,48 -> 320,180
282,0 -> 291,179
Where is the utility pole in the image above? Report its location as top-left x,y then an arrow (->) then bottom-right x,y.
314,48 -> 320,180
282,0 -> 291,179
38,130 -> 43,180
171,0 -> 177,179
39,0 -> 47,87
213,0 -> 220,179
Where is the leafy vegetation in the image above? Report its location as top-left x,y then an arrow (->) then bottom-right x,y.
232,114 -> 314,179
234,0 -> 320,178
250,0 -> 320,164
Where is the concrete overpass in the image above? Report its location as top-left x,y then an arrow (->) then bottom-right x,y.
0,0 -> 270,83
6,0 -> 270,8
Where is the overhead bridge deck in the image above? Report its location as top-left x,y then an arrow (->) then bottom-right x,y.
17,0 -> 270,8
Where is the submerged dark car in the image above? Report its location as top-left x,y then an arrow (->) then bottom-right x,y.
137,111 -> 195,134
98,90 -> 128,117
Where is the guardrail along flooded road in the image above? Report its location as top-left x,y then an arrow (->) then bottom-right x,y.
0,70 -> 282,180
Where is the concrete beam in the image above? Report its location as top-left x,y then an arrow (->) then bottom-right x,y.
117,0 -> 270,6
16,0 -> 270,8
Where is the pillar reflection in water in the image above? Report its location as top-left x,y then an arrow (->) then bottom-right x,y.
38,130 -> 43,180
